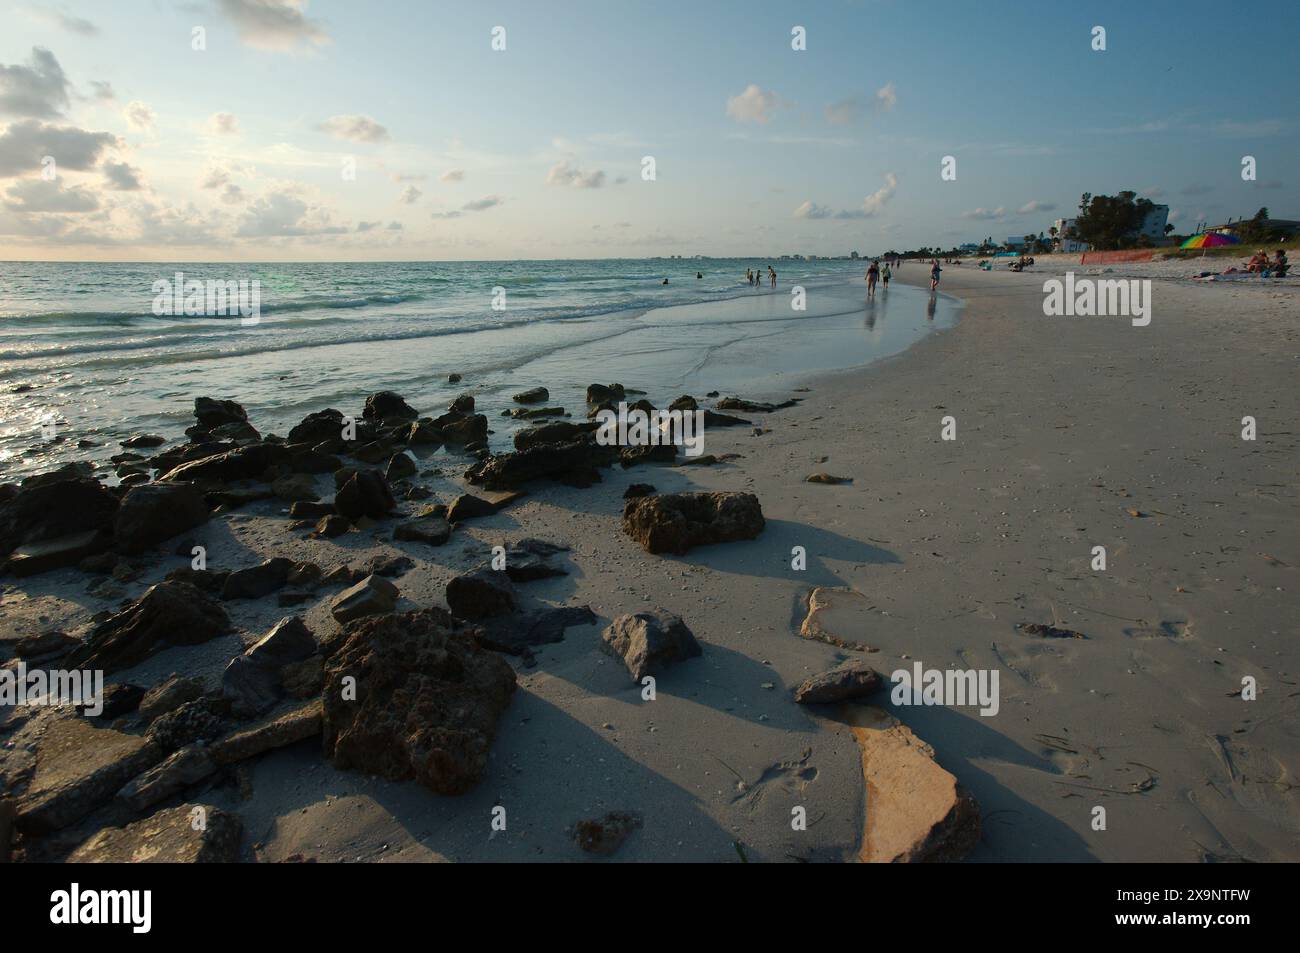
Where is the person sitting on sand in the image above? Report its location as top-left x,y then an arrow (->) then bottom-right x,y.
1247,250 -> 1269,273
1265,249 -> 1289,277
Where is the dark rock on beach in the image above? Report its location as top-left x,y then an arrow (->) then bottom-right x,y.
334,469 -> 396,521
194,397 -> 248,430
446,567 -> 517,620
792,660 -> 883,705
114,482 -> 211,553
363,391 -> 419,423
322,608 -> 517,795
600,610 -> 702,681
67,802 -> 241,863
66,580 -> 231,674
621,491 -> 765,555
329,574 -> 398,623
465,440 -> 615,490
513,387 -> 549,404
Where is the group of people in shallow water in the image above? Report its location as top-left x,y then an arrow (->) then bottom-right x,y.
745,265 -> 776,288
863,256 -> 943,295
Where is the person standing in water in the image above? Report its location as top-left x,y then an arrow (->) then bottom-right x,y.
866,259 -> 880,296
881,260 -> 891,289
768,265 -> 776,288
929,258 -> 941,290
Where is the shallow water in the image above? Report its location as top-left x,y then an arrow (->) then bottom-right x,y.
0,260 -> 957,479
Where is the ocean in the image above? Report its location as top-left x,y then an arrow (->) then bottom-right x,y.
0,258 -> 958,480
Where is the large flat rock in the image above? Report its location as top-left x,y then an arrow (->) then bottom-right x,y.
841,705 -> 980,863
799,587 -> 878,652
67,803 -> 241,862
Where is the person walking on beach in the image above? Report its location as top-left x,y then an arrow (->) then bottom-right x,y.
929,258 -> 941,291
881,261 -> 891,289
866,259 -> 880,296
768,265 -> 776,288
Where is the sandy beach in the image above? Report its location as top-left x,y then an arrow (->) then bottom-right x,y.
3,263 -> 1295,863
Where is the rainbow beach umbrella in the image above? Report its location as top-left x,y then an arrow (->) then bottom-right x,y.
1181,232 -> 1239,249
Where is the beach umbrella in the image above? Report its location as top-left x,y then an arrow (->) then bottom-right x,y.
1180,232 -> 1239,249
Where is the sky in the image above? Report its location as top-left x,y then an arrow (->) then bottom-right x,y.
0,0 -> 1296,261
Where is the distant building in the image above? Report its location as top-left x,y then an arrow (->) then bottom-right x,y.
1139,204 -> 1169,241
1052,217 -> 1090,253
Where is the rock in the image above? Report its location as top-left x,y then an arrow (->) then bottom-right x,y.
366,553 -> 413,577
0,474 -> 118,559
798,587 -> 877,652
351,440 -> 393,464
448,373 -> 462,384
194,397 -> 248,430
288,408 -> 346,444
701,409 -> 751,427
315,514 -> 350,538
222,617 -> 317,716
114,482 -> 211,553
717,396 -> 798,413
621,491 -> 764,555
334,470 -> 396,521
446,568 -> 516,620
67,803 -> 241,862
465,441 -> 615,490
164,566 -> 228,594
586,383 -> 625,404
363,391 -> 418,423
14,718 -> 164,833
385,451 -> 418,482
3,530 -> 109,577
158,442 -> 287,484
432,411 -> 488,444
508,405 -> 565,419
513,386 -> 549,404
448,394 -> 475,414
792,661 -> 883,704
20,461 -> 95,489
138,675 -> 206,721
116,745 -> 218,811
514,420 -> 598,450
289,500 -> 334,519
623,483 -> 655,499
0,798 -> 11,863
287,448 -> 339,474
406,420 -> 444,445
329,574 -> 398,623
475,605 -> 597,663
574,811 -> 642,855
14,630 -> 79,659
446,490 -> 525,523
281,655 -> 324,698
221,557 -> 293,600
1016,622 -> 1088,640
121,433 -> 166,448
620,444 -> 677,467
502,538 -> 568,582
668,395 -> 698,411
66,580 -> 231,674
806,473 -> 852,485
841,706 -> 981,862
145,697 -> 226,752
204,485 -> 275,509
210,700 -> 322,764
93,683 -> 146,720
322,609 -> 516,795
393,515 -> 451,545
599,610 -> 701,681
271,473 -> 319,501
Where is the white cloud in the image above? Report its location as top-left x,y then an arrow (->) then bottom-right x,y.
123,100 -> 155,132
462,195 -> 501,212
874,82 -> 897,112
793,172 -> 897,221
316,114 -> 388,143
824,97 -> 863,126
0,119 -> 118,177
103,160 -> 143,191
235,187 -> 345,237
216,0 -> 330,53
439,168 -> 464,182
861,172 -> 897,215
4,177 -> 100,212
546,159 -> 605,188
962,206 -> 1006,221
399,185 -> 421,204
208,112 -> 239,136
28,8 -> 99,36
88,80 -> 114,102
1017,200 -> 1056,214
0,47 -> 71,119
726,84 -> 779,124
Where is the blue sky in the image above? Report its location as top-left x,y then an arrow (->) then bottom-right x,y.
0,0 -> 1296,260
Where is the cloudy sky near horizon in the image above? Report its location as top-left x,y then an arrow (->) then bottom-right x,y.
0,0 -> 1297,261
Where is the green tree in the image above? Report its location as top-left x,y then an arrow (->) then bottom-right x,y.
1070,191 -> 1156,250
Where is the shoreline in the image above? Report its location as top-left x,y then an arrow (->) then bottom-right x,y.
2,264 -> 1296,862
